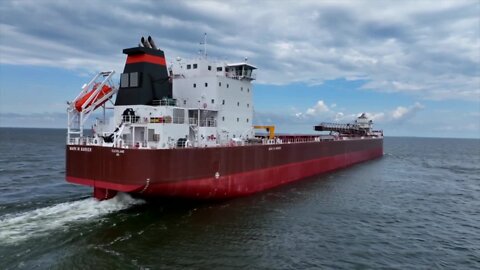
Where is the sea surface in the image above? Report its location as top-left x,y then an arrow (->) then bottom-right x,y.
0,127 -> 479,269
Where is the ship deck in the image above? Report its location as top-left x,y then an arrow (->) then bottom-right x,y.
68,132 -> 382,150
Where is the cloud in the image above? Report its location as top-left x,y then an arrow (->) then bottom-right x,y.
305,100 -> 329,116
295,100 -> 333,119
0,0 -> 478,101
391,102 -> 424,120
294,99 -> 425,123
365,112 -> 386,122
259,99 -> 425,133
334,112 -> 344,121
360,103 -> 425,124
256,98 -> 478,138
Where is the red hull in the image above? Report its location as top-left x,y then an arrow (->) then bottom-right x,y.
66,138 -> 383,200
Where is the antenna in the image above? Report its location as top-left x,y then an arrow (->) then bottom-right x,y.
199,33 -> 207,58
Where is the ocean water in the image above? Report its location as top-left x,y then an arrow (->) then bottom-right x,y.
0,127 -> 479,269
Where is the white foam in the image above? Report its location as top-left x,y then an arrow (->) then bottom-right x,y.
0,193 -> 144,244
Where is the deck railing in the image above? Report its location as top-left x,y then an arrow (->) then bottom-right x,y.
67,133 -> 380,148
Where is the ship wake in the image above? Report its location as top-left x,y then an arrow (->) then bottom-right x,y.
0,193 -> 144,244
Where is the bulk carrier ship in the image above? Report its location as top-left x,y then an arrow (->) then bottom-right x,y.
66,36 -> 383,200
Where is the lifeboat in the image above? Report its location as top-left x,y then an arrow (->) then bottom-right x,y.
75,83 -> 113,112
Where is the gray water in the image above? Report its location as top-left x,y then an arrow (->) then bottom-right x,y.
0,128 -> 479,269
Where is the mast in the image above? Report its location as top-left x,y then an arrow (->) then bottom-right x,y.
200,33 -> 207,58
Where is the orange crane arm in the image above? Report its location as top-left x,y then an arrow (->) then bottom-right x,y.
253,125 -> 275,139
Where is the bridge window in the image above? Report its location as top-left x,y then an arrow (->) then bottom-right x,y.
120,72 -> 141,88
211,99 -> 214,104
208,66 -> 212,71
222,99 -> 225,105
227,84 -> 229,88
120,73 -> 129,88
219,82 -> 221,87
130,72 -> 139,87
241,87 -> 243,91
237,102 -> 240,106
247,118 -> 249,123
187,64 -> 191,69
222,116 -> 225,121
193,64 -> 198,69
217,67 -> 223,72
193,83 -> 196,88
205,82 -> 208,87
237,117 -> 239,122
173,108 -> 185,124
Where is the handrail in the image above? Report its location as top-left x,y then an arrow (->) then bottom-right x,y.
188,117 -> 216,127
152,99 -> 177,106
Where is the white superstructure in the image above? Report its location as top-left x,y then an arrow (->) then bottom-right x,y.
68,53 -> 257,150
171,57 -> 256,145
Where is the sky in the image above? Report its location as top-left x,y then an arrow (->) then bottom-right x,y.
0,0 -> 479,138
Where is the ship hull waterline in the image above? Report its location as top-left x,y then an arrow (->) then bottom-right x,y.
66,138 -> 383,200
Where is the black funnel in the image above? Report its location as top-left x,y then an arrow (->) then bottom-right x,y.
114,38 -> 172,106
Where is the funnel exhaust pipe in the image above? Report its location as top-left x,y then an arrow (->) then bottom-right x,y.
147,36 -> 158,50
141,36 -> 152,49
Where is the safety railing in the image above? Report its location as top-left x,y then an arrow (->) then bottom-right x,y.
122,115 -> 142,124
67,136 -> 102,146
189,118 -> 198,125
225,72 -> 256,81
200,118 -> 216,127
152,99 -> 177,106
188,117 -> 217,127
